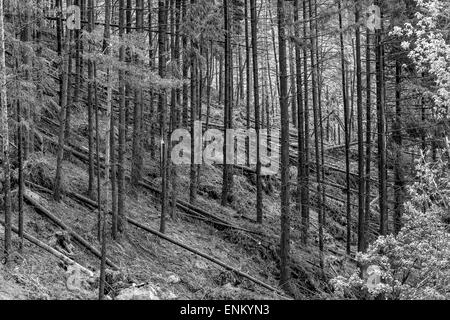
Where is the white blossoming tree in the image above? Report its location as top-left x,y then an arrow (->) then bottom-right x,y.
392,0 -> 450,114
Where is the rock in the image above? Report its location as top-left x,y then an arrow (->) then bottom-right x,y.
194,260 -> 209,270
65,264 -> 95,294
116,285 -> 160,300
167,274 -> 181,284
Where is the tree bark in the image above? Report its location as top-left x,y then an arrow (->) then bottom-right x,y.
277,0 -> 291,292
355,1 -> 366,252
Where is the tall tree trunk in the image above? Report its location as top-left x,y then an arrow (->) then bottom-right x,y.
289,42 -> 297,129
245,0 -> 251,166
131,0 -> 144,196
181,0 -> 189,128
190,2 -> 198,203
294,0 -> 305,242
53,1 -> 71,202
94,64 -> 102,241
117,0 -> 127,236
99,0 -> 112,300
375,0 -> 388,235
87,0 -> 95,199
149,0 -> 156,159
364,27 -> 372,253
221,0 -> 233,206
159,0 -> 169,233
355,1 -> 366,252
17,96 -> 24,253
250,0 -> 262,224
393,59 -> 404,235
310,0 -> 324,265
301,0 -> 310,245
1,0 -> 12,264
338,0 -> 352,255
278,0 -> 291,292
170,0 -> 181,219
268,0 -> 280,100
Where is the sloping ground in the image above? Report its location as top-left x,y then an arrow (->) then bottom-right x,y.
0,97 -> 362,300
0,34 -> 361,299
0,272 -> 27,300
1,108 -> 345,299
0,148 -> 293,300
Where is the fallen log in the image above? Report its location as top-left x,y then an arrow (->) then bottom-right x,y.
24,191 -> 119,270
44,185 -> 289,298
124,215 -> 291,299
30,133 -> 259,237
0,220 -> 93,277
139,179 -> 260,235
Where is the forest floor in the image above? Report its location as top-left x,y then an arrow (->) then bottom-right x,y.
0,99 -> 361,300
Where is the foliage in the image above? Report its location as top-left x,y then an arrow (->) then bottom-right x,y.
331,153 -> 450,300
392,0 -> 450,114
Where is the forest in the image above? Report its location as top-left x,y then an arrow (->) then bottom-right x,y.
0,0 -> 449,301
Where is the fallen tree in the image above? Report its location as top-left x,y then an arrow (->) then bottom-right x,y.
24,191 -> 119,270
0,220 -> 93,277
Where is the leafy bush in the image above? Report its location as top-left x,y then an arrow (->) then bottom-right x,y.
331,153 -> 450,300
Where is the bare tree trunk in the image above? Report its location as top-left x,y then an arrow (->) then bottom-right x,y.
99,0 -> 112,300
294,0 -> 305,240
131,0 -> 144,196
245,0 -> 251,166
117,0 -> 127,236
364,27 -> 372,253
53,1 -> 71,202
149,0 -> 156,159
169,0 -> 181,219
289,42 -> 297,129
355,1 -> 366,252
221,0 -> 233,206
268,0 -> 280,100
338,0 -> 352,255
181,0 -> 189,128
375,0 -> 388,235
278,0 -> 291,293
310,0 -> 324,266
190,3 -> 198,203
250,0 -> 262,224
393,59 -> 404,235
1,0 -> 12,264
94,63 -> 101,241
159,0 -> 169,233
301,0 -> 310,245
87,0 -> 95,199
